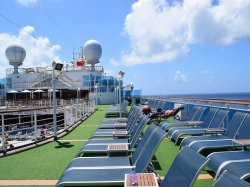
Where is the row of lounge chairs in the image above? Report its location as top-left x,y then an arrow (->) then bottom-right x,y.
158,104 -> 250,185
143,100 -> 250,185
56,106 -> 208,186
168,107 -> 229,144
141,99 -> 174,112
56,104 -> 250,186
105,100 -> 129,117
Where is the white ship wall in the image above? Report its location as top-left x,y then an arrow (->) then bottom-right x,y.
6,68 -> 103,91
89,92 -> 115,104
6,72 -> 41,90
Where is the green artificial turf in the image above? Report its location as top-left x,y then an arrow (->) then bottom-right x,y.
153,130 -> 214,186
6,186 -> 54,187
0,106 -> 108,180
0,105 -> 215,186
0,141 -> 83,179
194,179 -> 214,187
60,105 -> 109,140
154,138 -> 180,176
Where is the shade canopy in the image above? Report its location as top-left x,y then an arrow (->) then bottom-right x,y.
34,89 -> 44,93
21,90 -> 31,93
8,90 -> 18,93
48,89 -> 59,92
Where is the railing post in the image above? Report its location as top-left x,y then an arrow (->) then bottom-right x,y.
83,103 -> 86,117
34,110 -> 37,142
79,104 -> 82,119
1,114 -> 6,153
75,105 -> 78,122
52,70 -> 57,141
71,105 -> 73,124
19,114 -> 21,126
63,106 -> 67,129
225,104 -> 230,129
86,101 -> 89,114
76,104 -> 78,121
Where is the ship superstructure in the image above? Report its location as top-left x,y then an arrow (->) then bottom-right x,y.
0,40 -> 131,104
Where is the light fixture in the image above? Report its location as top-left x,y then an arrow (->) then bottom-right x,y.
51,60 -> 63,141
95,83 -> 99,109
117,71 -> 125,118
52,60 -> 64,71
117,71 -> 125,80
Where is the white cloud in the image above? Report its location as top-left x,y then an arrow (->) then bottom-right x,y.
17,0 -> 39,7
109,58 -> 121,67
174,70 -> 188,82
201,70 -> 215,83
0,25 -> 61,78
208,75 -> 215,83
115,0 -> 250,66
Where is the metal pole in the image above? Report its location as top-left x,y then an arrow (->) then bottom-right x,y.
19,114 -> 21,125
76,104 -> 78,121
83,103 -> 85,117
63,106 -> 67,129
95,84 -> 98,110
114,88 -> 116,104
49,91 -> 52,106
34,110 -> 37,141
71,105 -> 73,125
75,105 -> 77,122
1,114 -> 5,152
131,85 -> 134,105
77,89 -> 79,101
52,69 -> 57,141
119,79 -> 122,118
95,87 -> 97,109
96,86 -> 98,110
116,87 -> 119,105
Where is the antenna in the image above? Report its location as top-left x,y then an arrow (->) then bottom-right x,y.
83,40 -> 102,71
5,45 -> 26,74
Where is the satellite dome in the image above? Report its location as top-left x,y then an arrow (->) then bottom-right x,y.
83,40 -> 102,68
5,45 -> 26,74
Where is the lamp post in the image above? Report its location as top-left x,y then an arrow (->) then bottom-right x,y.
51,60 -> 63,141
117,71 -> 125,118
94,83 -> 99,110
130,82 -> 134,105
77,87 -> 80,102
116,86 -> 119,105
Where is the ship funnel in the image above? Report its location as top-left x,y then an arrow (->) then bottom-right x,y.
5,45 -> 26,74
83,40 -> 102,71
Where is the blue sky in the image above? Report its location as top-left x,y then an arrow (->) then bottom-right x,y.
0,0 -> 250,95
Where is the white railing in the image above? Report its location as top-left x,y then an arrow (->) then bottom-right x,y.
0,99 -> 96,153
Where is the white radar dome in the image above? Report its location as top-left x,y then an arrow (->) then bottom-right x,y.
5,45 -> 26,74
83,40 -> 102,67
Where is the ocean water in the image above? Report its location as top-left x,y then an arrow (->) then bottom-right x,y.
156,92 -> 250,100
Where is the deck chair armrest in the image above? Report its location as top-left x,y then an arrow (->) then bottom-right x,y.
233,139 -> 250,149
112,132 -> 131,138
189,121 -> 203,126
205,128 -> 224,135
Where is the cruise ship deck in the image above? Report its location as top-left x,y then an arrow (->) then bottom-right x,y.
2,96 -> 250,186
0,105 -> 215,187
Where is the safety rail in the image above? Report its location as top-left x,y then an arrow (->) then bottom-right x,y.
0,99 -> 88,108
142,96 -> 250,111
0,100 -> 96,154
6,65 -> 104,75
